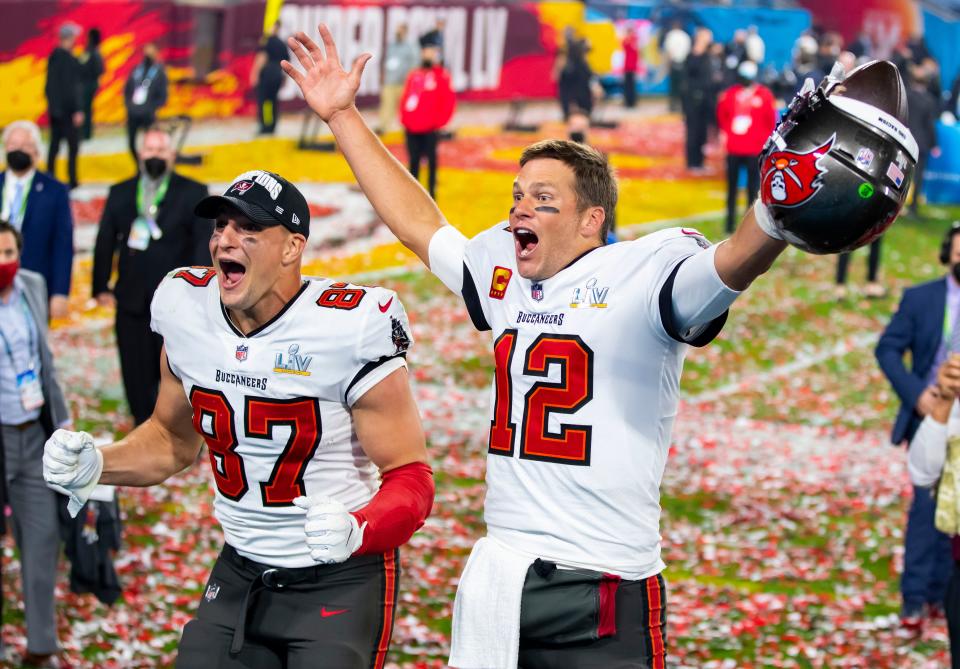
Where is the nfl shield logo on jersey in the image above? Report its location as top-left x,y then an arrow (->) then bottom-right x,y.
235,344 -> 248,362
531,282 -> 544,302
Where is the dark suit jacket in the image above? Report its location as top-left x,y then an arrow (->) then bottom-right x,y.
876,277 -> 948,446
92,172 -> 211,315
45,46 -> 83,117
0,170 -> 74,298
0,270 -> 71,521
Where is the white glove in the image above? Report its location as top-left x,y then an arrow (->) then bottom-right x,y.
752,200 -> 784,241
43,429 -> 104,517
293,495 -> 366,564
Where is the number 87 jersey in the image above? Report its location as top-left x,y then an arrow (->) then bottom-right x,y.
445,224 -> 727,580
150,267 -> 414,568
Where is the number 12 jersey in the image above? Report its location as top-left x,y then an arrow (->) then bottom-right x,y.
453,225 -> 725,580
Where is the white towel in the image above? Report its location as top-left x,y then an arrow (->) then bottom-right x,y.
448,536 -> 534,669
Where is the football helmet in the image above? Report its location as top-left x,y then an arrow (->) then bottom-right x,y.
758,60 -> 918,254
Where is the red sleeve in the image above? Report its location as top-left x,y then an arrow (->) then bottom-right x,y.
399,71 -> 420,131
435,69 -> 456,129
716,89 -> 731,133
350,461 -> 435,555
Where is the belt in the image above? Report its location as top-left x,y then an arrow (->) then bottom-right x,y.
2,419 -> 39,431
223,544 -> 329,655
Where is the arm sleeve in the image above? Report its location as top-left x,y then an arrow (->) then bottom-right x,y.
648,229 -> 733,347
670,242 -> 741,331
342,290 -> 414,407
350,461 -> 435,555
909,415 -> 950,487
92,187 -> 118,296
50,184 -> 75,298
149,274 -> 183,378
875,292 -> 926,411
427,225 -> 467,294
429,224 -> 493,332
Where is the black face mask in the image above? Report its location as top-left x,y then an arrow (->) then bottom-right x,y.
421,59 -> 434,68
143,157 -> 167,179
952,262 -> 960,284
6,150 -> 32,172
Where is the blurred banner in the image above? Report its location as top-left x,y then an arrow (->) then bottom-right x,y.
925,122 -> 960,204
0,0 -> 583,127
795,0 -> 920,55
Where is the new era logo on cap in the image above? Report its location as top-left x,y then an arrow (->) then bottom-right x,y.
194,170 -> 312,238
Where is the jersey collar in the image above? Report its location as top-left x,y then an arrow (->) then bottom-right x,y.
220,280 -> 310,338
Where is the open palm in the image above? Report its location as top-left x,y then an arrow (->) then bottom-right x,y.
282,25 -> 372,123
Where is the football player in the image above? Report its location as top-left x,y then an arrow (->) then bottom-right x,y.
282,26 -> 917,668
42,170 -> 434,669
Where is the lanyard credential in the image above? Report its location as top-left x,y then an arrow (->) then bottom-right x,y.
137,174 -> 170,219
2,173 -> 34,226
0,294 -> 37,372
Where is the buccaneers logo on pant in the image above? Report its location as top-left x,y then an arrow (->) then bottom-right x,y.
761,135 -> 834,208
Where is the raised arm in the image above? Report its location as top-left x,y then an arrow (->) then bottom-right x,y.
713,203 -> 788,291
281,25 -> 447,265
44,346 -> 203,515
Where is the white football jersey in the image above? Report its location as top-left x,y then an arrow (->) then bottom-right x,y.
457,224 -> 725,579
150,267 -> 413,567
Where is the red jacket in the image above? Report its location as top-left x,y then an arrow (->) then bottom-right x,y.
400,65 -> 456,133
716,83 -> 777,156
622,34 -> 639,73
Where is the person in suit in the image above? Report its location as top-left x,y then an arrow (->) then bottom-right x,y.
876,223 -> 960,630
1,121 -> 74,320
92,126 -> 210,424
78,27 -> 104,141
45,23 -> 84,190
0,218 -> 70,668
124,43 -> 168,166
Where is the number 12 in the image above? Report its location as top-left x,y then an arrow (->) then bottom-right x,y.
489,330 -> 594,466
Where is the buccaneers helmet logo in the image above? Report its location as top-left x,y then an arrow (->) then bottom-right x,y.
761,135 -> 834,208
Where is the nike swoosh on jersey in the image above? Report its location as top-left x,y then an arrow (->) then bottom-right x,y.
378,297 -> 394,313
320,607 -> 349,618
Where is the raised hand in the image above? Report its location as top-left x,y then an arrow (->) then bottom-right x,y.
281,24 -> 372,124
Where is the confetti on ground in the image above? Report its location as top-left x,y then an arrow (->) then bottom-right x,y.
7,112 -> 958,667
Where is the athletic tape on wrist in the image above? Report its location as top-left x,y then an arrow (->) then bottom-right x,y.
752,201 -> 784,241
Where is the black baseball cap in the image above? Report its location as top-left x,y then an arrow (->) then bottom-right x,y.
195,170 -> 311,238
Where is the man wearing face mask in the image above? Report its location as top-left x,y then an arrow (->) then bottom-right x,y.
0,219 -> 71,668
399,37 -> 455,199
716,60 -> 777,234
876,222 -> 960,631
124,43 -> 168,167
92,126 -> 209,425
1,121 -> 74,321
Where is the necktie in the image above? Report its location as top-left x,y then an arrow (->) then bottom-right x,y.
9,180 -> 24,229
950,305 -> 960,354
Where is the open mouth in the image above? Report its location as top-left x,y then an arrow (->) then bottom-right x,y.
513,227 -> 539,259
218,259 -> 247,289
